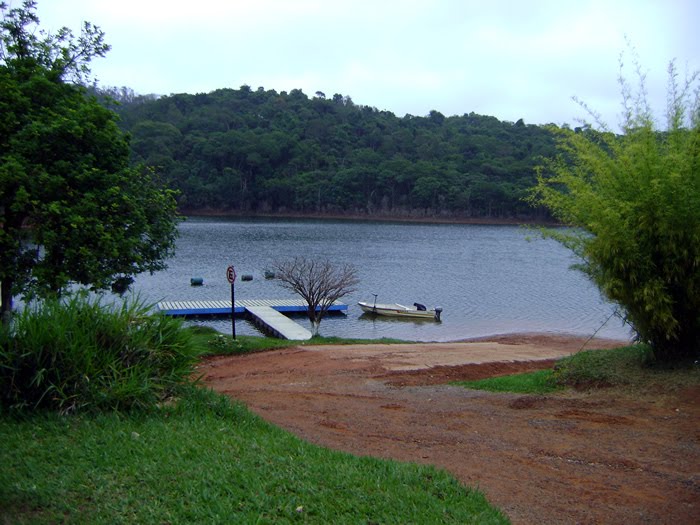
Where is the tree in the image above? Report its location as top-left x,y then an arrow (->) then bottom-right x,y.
0,1 -> 179,321
272,257 -> 359,336
530,56 -> 700,362
106,81 -> 558,219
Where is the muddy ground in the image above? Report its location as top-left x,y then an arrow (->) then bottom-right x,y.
200,334 -> 699,525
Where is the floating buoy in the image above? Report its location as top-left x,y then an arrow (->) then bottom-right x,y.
241,274 -> 253,281
190,277 -> 204,286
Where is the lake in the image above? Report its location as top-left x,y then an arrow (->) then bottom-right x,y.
129,217 -> 632,342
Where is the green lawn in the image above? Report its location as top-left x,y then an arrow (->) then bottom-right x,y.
0,328 -> 508,524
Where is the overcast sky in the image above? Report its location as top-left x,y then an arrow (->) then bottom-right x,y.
34,0 -> 699,128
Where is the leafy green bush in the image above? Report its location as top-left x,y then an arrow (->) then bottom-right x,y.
531,56 -> 700,362
0,295 -> 198,413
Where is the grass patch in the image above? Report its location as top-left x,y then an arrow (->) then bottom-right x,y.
188,326 -> 300,356
453,345 -> 700,395
0,386 -> 508,524
453,369 -> 563,394
188,325 -> 409,357
553,344 -> 700,391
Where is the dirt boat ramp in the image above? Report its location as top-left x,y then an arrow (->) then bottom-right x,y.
201,334 -> 699,525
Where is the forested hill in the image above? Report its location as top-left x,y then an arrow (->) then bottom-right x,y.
103,85 -> 559,220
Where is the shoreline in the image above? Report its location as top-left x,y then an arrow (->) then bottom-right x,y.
453,330 -> 632,345
179,208 -> 560,227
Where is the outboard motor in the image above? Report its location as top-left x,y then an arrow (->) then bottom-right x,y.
413,302 -> 427,311
434,307 -> 443,321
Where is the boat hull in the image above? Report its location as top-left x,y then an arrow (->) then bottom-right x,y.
358,302 -> 441,320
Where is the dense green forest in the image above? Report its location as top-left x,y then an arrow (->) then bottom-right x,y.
101,85 -> 560,220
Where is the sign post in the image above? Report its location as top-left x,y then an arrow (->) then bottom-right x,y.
226,265 -> 237,339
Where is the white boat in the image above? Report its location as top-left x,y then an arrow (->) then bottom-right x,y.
358,301 -> 442,321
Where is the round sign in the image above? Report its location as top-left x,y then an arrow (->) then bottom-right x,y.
226,265 -> 236,283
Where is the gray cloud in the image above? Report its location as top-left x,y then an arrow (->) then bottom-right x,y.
37,0 -> 700,128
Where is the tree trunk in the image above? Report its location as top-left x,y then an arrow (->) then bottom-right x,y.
306,308 -> 322,337
1,276 -> 14,327
310,319 -> 320,337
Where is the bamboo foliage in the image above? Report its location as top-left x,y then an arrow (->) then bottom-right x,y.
531,54 -> 700,361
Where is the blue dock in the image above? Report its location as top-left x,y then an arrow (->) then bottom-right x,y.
156,299 -> 348,340
157,299 -> 347,316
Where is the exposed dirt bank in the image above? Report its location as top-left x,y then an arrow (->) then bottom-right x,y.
201,334 -> 699,525
180,208 -> 558,226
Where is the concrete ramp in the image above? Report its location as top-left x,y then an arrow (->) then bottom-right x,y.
245,306 -> 312,340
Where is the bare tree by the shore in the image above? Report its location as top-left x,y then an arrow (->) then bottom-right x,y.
273,257 -> 359,336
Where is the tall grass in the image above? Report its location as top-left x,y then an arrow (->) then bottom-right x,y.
0,295 -> 198,414
552,345 -> 656,388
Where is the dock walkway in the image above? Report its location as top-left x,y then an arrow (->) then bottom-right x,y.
245,306 -> 313,340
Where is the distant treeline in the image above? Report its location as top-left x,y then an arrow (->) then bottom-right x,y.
100,85 -> 561,220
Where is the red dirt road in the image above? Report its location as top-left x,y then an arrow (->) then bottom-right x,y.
201,334 -> 700,525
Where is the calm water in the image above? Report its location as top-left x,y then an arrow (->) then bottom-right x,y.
128,217 -> 632,341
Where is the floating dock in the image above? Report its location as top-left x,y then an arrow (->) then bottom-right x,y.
157,299 -> 347,316
156,299 -> 348,341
